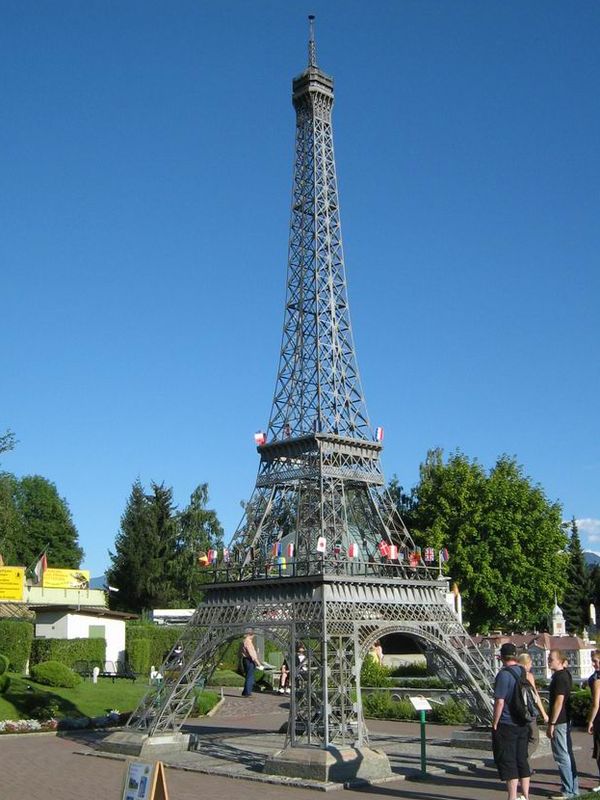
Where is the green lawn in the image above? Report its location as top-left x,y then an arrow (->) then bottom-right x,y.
0,673 -> 149,720
0,673 -> 220,722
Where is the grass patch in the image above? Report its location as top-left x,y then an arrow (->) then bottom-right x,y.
194,689 -> 220,715
0,672 -> 148,720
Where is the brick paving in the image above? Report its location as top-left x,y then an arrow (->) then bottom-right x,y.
1,689 -> 600,800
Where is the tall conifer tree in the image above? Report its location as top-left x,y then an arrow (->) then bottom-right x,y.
561,517 -> 592,634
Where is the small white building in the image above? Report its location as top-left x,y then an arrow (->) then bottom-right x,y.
32,605 -> 137,666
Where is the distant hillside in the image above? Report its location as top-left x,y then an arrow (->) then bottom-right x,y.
90,574 -> 107,589
584,551 -> 600,567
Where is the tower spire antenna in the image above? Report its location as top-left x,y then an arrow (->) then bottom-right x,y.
308,14 -> 316,67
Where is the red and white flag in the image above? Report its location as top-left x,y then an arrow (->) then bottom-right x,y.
348,542 -> 358,559
316,536 -> 327,553
388,544 -> 398,560
375,426 -> 384,442
34,553 -> 47,584
254,431 -> 267,446
286,542 -> 295,558
378,540 -> 390,557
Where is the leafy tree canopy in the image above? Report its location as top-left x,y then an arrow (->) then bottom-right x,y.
388,448 -> 568,633
0,473 -> 83,568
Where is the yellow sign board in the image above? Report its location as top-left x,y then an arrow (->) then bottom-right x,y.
42,568 -> 90,590
0,566 -> 25,601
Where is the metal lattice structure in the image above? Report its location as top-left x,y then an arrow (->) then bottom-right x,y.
126,18 -> 495,750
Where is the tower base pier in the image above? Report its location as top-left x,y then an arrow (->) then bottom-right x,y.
100,730 -> 190,758
264,745 -> 392,783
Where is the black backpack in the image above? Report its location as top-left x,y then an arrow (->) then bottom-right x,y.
503,665 -> 534,726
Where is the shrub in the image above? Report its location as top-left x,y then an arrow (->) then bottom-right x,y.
0,620 -> 34,671
0,653 -> 9,675
30,660 -> 81,688
430,698 -> 473,725
360,657 -> 392,688
209,669 -> 244,687
0,674 -> 10,694
389,677 -> 449,689
388,662 -> 428,678
570,689 -> 591,727
363,691 -> 417,720
30,638 -> 106,670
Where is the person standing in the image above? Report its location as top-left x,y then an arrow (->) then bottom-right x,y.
546,649 -> 579,799
586,649 -> 600,792
492,642 -> 531,800
518,652 -> 549,757
240,628 -> 261,697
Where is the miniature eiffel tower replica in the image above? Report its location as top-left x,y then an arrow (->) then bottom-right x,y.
108,18 -> 495,781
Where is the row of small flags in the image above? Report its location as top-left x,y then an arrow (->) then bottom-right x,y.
198,543 -> 449,566
254,426 -> 385,445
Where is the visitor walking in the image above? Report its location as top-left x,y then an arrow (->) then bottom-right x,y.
240,628 -> 262,697
547,649 -> 579,799
492,642 -> 531,800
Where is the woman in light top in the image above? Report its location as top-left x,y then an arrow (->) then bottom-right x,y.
518,652 -> 548,757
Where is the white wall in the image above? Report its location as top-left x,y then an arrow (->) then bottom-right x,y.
35,613 -> 126,665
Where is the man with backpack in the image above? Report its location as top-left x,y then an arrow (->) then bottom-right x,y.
546,649 -> 579,799
492,642 -> 531,800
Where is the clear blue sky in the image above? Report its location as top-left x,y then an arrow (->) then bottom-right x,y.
2,1 -> 599,576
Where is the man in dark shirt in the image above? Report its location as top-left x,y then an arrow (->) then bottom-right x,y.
492,642 -> 530,800
547,649 -> 579,799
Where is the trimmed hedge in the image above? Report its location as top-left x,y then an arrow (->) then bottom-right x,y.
0,620 -> 34,671
126,623 -> 180,673
31,660 -> 82,688
128,638 -> 151,676
31,637 -> 106,669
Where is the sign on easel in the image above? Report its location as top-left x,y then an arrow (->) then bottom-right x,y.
121,760 -> 169,800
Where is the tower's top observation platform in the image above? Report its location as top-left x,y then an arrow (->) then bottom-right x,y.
292,15 -> 334,105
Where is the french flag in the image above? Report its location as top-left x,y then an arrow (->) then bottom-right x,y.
375,426 -> 384,442
208,549 -> 218,564
272,541 -> 282,557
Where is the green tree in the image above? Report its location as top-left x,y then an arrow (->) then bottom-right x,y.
0,473 -> 22,564
173,483 -> 224,605
393,448 -> 568,632
0,429 -> 17,459
107,480 -> 223,612
561,517 -> 591,634
107,480 -> 181,612
13,475 -> 83,568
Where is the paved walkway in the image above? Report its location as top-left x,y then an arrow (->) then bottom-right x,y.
1,689 -> 599,799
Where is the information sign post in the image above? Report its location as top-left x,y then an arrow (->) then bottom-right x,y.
409,696 -> 432,777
